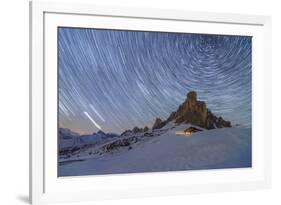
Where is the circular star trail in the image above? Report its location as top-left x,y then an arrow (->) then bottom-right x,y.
58,27 -> 251,134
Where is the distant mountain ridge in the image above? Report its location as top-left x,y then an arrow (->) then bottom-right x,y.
58,127 -> 119,151
152,91 -> 231,130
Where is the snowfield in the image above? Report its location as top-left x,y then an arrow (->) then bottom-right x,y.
58,124 -> 251,177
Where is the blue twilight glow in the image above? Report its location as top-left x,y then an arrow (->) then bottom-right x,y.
58,28 -> 251,134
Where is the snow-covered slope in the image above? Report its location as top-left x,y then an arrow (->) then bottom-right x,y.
59,125 -> 251,176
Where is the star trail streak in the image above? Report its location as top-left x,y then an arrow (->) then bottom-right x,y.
58,27 -> 252,134
83,111 -> 102,130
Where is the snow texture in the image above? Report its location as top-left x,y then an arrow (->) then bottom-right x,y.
58,124 -> 251,177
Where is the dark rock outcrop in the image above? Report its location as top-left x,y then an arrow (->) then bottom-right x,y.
132,126 -> 142,133
120,129 -> 133,137
121,125 -> 150,136
152,118 -> 167,129
152,91 -> 231,130
143,126 -> 149,132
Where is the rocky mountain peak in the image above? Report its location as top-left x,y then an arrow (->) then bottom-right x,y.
187,91 -> 197,104
152,118 -> 165,129
152,91 -> 231,130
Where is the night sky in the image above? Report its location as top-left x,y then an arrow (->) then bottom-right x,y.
58,27 -> 252,135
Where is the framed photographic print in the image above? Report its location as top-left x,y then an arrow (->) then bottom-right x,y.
30,1 -> 272,204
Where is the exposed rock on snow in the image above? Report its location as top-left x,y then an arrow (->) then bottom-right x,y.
59,126 -> 251,176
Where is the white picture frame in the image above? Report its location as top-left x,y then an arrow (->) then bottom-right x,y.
29,1 -> 272,204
